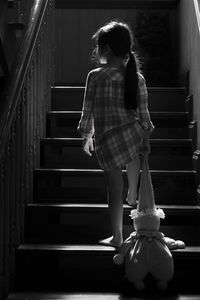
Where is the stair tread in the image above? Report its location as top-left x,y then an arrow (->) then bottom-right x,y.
28,203 -> 200,211
17,243 -> 200,254
6,293 -> 200,300
52,86 -> 186,92
41,137 -> 192,144
47,110 -> 189,121
48,110 -> 187,115
34,168 -> 196,174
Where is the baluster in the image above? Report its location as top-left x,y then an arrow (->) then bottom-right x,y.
37,38 -> 43,141
193,149 -> 200,205
20,85 -> 27,241
0,1 -> 55,295
31,50 -> 36,170
26,64 -> 33,202
4,139 -> 12,293
0,157 -> 5,296
40,23 -> 46,138
8,120 -> 19,288
15,101 -> 23,245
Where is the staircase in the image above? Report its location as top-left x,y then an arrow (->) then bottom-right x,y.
2,1 -> 199,298
12,83 -> 200,296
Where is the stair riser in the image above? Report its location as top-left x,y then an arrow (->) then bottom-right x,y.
24,207 -> 200,245
48,126 -> 189,139
51,88 -> 186,112
41,142 -> 193,170
33,172 -> 196,205
15,249 -> 200,293
47,114 -> 189,139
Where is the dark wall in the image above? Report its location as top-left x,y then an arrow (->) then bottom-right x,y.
0,0 -> 7,40
54,7 -> 179,86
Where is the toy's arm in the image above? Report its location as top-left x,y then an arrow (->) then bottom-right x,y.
163,236 -> 185,250
160,232 -> 185,250
113,233 -> 136,265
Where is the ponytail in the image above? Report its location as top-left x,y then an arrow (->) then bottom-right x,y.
124,51 -> 138,110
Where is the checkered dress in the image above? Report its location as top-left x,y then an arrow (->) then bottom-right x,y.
78,66 -> 154,171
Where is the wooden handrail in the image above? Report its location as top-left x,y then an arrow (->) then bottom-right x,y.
0,0 -> 48,158
194,0 -> 200,33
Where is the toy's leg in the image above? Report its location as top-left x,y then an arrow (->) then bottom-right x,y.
99,168 -> 123,247
126,155 -> 140,206
126,252 -> 147,291
156,280 -> 168,291
133,280 -> 145,291
151,253 -> 174,291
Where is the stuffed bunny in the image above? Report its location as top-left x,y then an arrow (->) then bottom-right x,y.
113,209 -> 185,291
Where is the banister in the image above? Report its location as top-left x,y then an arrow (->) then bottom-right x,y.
0,0 -> 49,158
194,0 -> 200,33
0,1 -> 54,297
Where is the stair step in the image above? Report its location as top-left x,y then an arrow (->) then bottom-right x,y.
6,292 -> 200,300
8,0 -> 14,8
33,169 -> 196,205
40,137 -> 193,170
55,0 -> 180,9
51,86 -> 186,111
47,111 -> 189,139
15,243 -> 200,293
25,204 -> 200,245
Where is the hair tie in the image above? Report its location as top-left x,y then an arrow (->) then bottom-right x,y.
128,50 -> 134,61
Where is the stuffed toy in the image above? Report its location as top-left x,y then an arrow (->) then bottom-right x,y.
113,155 -> 185,291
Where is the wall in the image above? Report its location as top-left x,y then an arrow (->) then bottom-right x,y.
0,0 -> 7,40
55,9 -> 140,84
177,0 -> 200,149
54,8 -> 178,85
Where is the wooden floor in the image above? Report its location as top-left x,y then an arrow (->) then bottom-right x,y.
6,293 -> 200,300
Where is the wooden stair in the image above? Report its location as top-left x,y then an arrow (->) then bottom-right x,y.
47,111 -> 189,139
15,244 -> 200,293
3,1 -> 199,299
13,84 -> 200,296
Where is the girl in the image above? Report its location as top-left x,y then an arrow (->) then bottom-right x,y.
78,21 -> 154,247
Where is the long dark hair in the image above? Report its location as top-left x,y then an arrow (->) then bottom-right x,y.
92,21 -> 139,110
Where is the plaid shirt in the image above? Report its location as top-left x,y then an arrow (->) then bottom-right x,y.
78,66 -> 153,140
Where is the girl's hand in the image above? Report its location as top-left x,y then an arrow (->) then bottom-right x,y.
82,138 -> 94,156
143,123 -> 155,137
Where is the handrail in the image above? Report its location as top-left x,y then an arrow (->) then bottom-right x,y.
194,0 -> 200,34
0,0 -> 48,158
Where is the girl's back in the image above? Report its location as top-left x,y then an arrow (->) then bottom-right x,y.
87,66 -> 145,138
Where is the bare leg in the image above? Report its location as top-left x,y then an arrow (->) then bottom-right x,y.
99,168 -> 123,247
126,155 -> 140,206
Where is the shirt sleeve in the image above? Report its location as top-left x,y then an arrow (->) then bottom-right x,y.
77,71 -> 95,138
137,74 -> 154,130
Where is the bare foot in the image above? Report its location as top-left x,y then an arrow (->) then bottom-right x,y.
99,236 -> 122,248
126,190 -> 138,207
